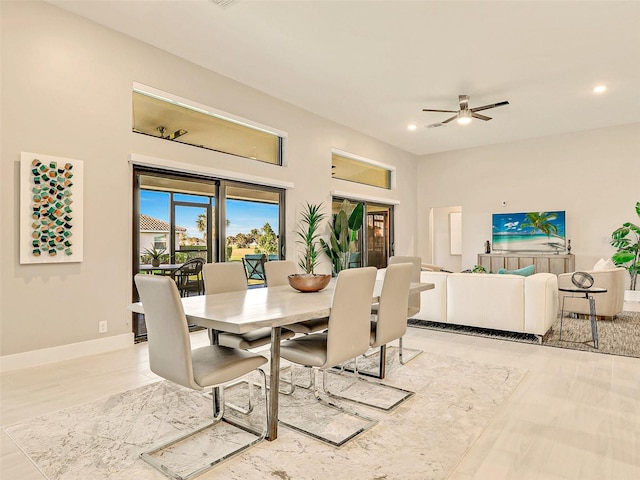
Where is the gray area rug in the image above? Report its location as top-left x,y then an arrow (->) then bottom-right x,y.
2,352 -> 525,480
409,310 -> 640,358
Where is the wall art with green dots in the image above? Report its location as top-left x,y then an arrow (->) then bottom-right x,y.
20,153 -> 83,264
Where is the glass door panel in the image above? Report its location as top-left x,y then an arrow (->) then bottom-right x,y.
366,204 -> 393,269
225,184 -> 282,286
172,192 -> 214,262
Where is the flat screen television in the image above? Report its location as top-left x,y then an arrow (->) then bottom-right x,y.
492,211 -> 566,253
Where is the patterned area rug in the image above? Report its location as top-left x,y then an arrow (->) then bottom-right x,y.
2,352 -> 525,480
409,310 -> 640,358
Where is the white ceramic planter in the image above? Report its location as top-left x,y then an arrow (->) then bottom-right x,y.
624,289 -> 640,303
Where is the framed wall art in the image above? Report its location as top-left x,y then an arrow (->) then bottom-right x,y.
20,152 -> 84,264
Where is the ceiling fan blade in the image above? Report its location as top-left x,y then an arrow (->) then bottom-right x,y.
470,100 -> 509,113
458,94 -> 470,111
472,112 -> 492,121
426,122 -> 445,129
422,108 -> 457,113
441,114 -> 459,124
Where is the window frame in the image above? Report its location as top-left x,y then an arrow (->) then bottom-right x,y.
133,83 -> 287,166
331,148 -> 396,190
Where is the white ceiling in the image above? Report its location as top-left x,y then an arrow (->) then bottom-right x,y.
48,0 -> 640,156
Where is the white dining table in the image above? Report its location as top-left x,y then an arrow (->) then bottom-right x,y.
129,278 -> 434,441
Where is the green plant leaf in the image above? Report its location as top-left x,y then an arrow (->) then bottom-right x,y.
612,251 -> 635,264
348,202 -> 364,231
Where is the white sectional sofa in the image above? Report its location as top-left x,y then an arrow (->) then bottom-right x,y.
413,271 -> 558,339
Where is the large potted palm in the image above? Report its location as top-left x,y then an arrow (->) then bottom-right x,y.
610,201 -> 640,301
288,202 -> 331,292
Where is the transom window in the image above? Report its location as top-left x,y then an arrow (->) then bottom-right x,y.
331,149 -> 394,189
132,85 -> 285,165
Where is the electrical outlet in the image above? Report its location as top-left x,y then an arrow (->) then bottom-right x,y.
98,321 -> 108,334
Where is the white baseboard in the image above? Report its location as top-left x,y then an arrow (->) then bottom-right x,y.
0,333 -> 134,373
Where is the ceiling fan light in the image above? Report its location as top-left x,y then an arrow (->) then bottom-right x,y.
457,116 -> 472,125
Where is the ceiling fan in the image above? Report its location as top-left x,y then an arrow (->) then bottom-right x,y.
423,94 -> 509,128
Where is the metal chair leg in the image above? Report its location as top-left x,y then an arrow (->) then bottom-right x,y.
398,337 -> 422,365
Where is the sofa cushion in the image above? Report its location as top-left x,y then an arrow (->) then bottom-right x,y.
593,257 -> 616,270
497,264 -> 535,277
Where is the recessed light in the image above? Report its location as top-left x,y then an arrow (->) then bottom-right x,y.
593,85 -> 607,94
407,124 -> 417,131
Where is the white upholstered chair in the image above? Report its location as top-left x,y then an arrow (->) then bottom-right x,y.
558,267 -> 626,318
202,262 -> 294,349
264,260 -> 330,335
367,262 -> 414,379
387,255 -> 423,364
278,267 -> 378,445
134,274 -> 267,479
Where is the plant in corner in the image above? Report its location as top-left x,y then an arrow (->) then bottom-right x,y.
320,199 -> 364,275
610,201 -> 640,292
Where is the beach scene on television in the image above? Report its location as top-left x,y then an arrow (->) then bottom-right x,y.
492,211 -> 566,252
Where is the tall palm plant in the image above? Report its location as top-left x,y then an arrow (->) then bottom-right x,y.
296,202 -> 326,274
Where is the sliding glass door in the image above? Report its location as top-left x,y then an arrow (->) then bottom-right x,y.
133,167 -> 285,341
331,197 -> 394,269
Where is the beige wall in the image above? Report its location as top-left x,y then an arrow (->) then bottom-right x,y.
0,1 -> 418,357
417,123 -> 640,282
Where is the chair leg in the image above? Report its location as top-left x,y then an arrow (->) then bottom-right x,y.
398,336 -> 422,365
277,367 -> 378,448
279,364 -> 314,395
204,378 -> 255,415
140,370 -> 267,480
323,363 -> 415,412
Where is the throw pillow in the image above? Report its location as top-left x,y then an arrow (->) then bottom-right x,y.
497,264 -> 535,277
593,258 -> 616,270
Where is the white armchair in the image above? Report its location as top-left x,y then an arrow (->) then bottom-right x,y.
558,267 -> 626,318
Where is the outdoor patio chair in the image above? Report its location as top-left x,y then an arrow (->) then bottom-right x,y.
242,254 -> 267,282
171,257 -> 205,297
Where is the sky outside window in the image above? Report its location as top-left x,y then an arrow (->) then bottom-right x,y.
140,190 -> 278,238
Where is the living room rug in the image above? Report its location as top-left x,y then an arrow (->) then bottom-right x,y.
409,310 -> 640,358
2,352 -> 525,480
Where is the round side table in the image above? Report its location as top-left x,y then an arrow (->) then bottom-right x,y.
559,287 -> 607,349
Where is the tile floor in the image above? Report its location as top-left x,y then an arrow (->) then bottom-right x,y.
2,325 -> 639,479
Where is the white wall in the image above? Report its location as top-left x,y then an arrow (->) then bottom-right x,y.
0,1 -> 418,358
417,123 -> 640,285
429,206 -> 462,272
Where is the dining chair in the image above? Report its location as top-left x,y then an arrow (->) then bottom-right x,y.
264,261 -> 330,335
171,257 -> 205,297
351,262 -> 416,410
202,261 -> 294,349
134,274 -> 268,480
278,267 -> 378,446
387,255 -> 423,365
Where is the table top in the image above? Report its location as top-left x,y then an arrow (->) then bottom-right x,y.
559,287 -> 607,294
138,264 -> 183,273
129,279 -> 434,334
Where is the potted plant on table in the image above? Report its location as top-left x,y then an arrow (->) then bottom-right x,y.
143,246 -> 166,268
289,202 -> 331,292
610,201 -> 640,301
